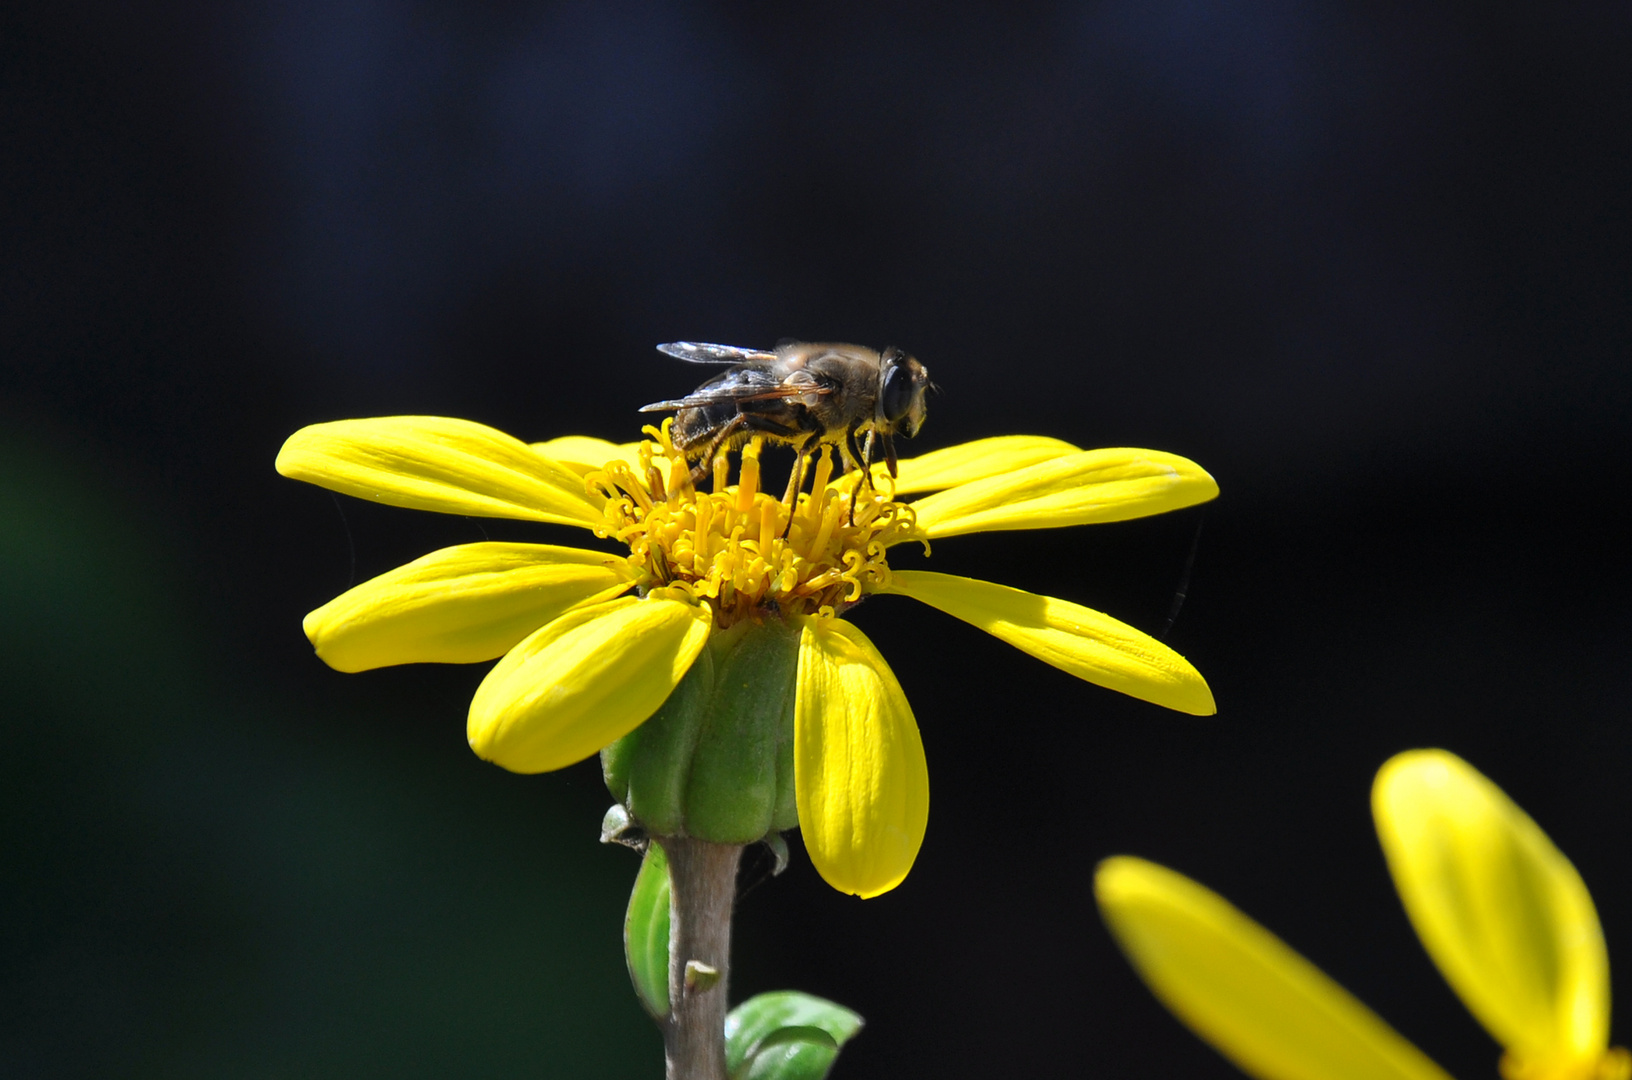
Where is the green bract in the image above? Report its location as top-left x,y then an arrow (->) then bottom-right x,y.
603,618 -> 801,845
625,841 -> 673,1019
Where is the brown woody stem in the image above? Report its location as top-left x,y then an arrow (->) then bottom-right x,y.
662,838 -> 742,1080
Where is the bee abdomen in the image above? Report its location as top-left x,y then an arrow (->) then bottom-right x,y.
672,404 -> 735,455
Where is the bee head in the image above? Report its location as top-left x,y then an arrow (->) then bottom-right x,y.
879,347 -> 930,437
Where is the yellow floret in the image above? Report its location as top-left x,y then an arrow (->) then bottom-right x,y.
588,424 -> 917,626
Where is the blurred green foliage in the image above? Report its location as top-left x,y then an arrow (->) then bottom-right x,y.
0,431 -> 656,1077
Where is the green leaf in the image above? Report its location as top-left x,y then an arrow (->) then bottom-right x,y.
624,841 -> 671,1019
733,1027 -> 840,1080
725,991 -> 863,1079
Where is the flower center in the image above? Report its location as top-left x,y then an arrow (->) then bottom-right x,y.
589,424 -> 917,626
1500,1048 -> 1632,1080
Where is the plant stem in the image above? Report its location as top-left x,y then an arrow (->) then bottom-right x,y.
663,837 -> 742,1080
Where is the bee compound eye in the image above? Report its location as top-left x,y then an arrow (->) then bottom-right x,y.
881,359 -> 916,423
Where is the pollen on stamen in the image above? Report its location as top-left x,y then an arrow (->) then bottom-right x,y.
587,422 -> 917,626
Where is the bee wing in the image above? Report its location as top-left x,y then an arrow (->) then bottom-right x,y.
640,394 -> 719,412
657,342 -> 779,365
639,367 -> 833,413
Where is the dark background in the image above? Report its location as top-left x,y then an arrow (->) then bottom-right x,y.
5,1 -> 1631,1076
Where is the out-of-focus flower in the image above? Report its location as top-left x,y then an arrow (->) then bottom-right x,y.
1096,750 -> 1630,1080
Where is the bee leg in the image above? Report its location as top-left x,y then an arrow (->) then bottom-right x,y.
688,413 -> 750,487
843,427 -> 870,526
778,436 -> 816,538
779,441 -> 809,506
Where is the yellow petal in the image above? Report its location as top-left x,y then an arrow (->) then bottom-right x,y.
1373,750 -> 1610,1073
834,436 -> 1083,495
467,591 -> 712,773
530,435 -> 645,477
886,570 -> 1215,715
303,542 -> 638,672
276,416 -> 604,528
906,447 -> 1217,539
795,617 -> 928,898
1095,857 -> 1455,1080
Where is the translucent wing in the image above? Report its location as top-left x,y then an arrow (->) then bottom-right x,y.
640,366 -> 833,413
657,342 -> 778,365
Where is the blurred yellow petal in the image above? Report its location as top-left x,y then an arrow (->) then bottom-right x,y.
303,542 -> 638,672
468,591 -> 712,773
795,617 -> 928,899
531,435 -> 645,477
834,436 -> 1082,495
1096,857 -> 1455,1080
1374,750 -> 1611,1075
906,447 -> 1217,539
886,570 -> 1215,715
276,416 -> 604,528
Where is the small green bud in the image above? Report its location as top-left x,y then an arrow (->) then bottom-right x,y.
762,832 -> 791,877
683,960 -> 721,994
600,803 -> 646,850
602,615 -> 800,844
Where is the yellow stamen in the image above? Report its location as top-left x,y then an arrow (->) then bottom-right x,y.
666,452 -> 689,508
758,499 -> 780,549
809,488 -> 838,557
601,422 -> 915,625
736,439 -> 762,512
696,490 -> 716,571
809,446 -> 834,497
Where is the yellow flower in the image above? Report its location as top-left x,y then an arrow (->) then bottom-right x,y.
1095,750 -> 1631,1080
277,416 -> 1218,897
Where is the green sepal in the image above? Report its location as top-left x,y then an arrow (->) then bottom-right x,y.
602,616 -> 800,843
725,991 -> 864,1080
769,694 -> 798,833
685,617 -> 799,838
602,644 -> 713,834
624,840 -> 671,1019
600,724 -> 634,804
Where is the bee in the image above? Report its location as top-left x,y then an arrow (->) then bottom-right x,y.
639,341 -> 932,501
